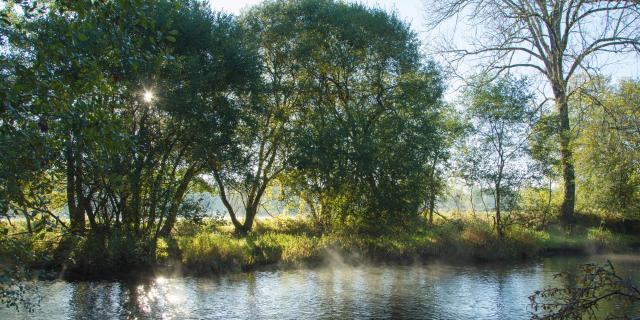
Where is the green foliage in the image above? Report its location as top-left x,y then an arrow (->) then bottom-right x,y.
574,79 -> 640,218
0,264 -> 39,313
1,0 -> 639,285
155,237 -> 169,261
1,0 -> 259,268
67,229 -> 156,277
458,75 -> 538,235
516,186 -> 563,228
0,223 -> 43,312
246,0 -> 447,234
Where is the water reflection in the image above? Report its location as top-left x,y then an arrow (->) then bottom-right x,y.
1,254 -> 639,319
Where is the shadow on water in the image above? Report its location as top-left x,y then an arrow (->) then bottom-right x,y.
2,254 -> 639,319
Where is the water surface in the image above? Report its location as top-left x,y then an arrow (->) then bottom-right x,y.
2,254 -> 639,319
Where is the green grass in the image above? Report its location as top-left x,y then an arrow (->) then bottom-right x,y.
177,232 -> 251,273
542,225 -> 637,253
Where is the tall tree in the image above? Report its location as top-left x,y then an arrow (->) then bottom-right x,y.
574,79 -> 640,218
428,0 -> 640,222
2,0 -> 257,241
204,5 -> 299,235
253,0 -> 446,233
460,75 -> 536,237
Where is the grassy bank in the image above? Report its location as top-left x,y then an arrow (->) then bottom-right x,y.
3,213 -> 638,279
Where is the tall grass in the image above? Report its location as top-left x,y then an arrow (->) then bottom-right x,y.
177,232 -> 251,273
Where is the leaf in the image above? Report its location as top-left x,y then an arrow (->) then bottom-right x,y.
77,33 -> 88,41
165,35 -> 176,43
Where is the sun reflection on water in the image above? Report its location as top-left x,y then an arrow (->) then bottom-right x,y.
133,276 -> 189,318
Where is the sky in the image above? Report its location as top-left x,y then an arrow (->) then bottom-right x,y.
209,0 -> 640,100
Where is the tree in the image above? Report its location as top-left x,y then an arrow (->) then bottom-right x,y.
425,105 -> 466,225
428,0 -> 640,222
205,4 -> 300,235
156,3 -> 259,236
574,79 -> 640,218
2,0 -> 256,249
460,75 -> 536,237
7,0 -> 199,239
251,0 -> 447,234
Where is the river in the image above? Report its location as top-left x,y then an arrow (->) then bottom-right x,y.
2,254 -> 639,319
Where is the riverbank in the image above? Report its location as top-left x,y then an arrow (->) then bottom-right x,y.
170,215 -> 640,274
2,214 -> 639,280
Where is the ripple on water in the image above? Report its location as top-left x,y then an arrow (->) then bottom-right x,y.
1,255 -> 639,320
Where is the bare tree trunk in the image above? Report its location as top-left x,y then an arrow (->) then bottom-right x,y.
239,182 -> 269,235
22,206 -> 32,234
469,185 -> 476,217
428,192 -> 436,225
428,0 -> 640,227
73,152 -> 88,235
65,142 -> 84,235
212,170 -> 244,233
495,181 -> 502,238
427,155 -> 438,225
159,166 -> 198,238
239,206 -> 257,235
556,95 -> 575,223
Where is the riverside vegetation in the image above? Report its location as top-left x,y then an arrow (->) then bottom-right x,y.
1,0 -> 640,318
2,212 -> 639,279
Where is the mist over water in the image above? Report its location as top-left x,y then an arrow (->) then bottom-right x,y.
2,254 -> 639,320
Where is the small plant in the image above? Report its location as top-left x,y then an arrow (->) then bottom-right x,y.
530,261 -> 640,319
586,227 -> 617,251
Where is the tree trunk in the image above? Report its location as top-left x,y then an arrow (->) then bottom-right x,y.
469,185 -> 476,217
556,93 -> 575,223
428,191 -> 436,225
239,206 -> 258,236
212,170 -> 244,233
427,155 -> 438,225
65,143 -> 84,234
159,166 -> 197,237
495,180 -> 502,238
73,152 -> 88,234
22,206 -> 32,234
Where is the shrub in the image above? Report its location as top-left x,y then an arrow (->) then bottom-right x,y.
66,229 -> 155,278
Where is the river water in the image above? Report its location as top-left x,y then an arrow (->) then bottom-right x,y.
2,254 -> 639,319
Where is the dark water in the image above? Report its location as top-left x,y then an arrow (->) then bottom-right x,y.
2,254 -> 639,319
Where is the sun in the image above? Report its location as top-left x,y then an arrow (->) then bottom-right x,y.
143,90 -> 154,103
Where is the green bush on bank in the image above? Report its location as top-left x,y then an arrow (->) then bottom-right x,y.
66,229 -> 156,278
